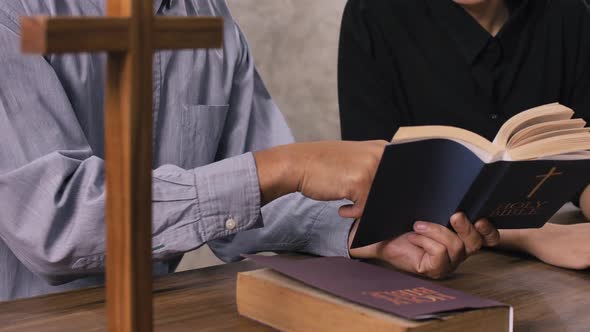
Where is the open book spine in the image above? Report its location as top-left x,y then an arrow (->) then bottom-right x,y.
457,163 -> 511,222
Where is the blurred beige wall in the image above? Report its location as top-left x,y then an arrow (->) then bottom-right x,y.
228,0 -> 346,141
177,0 -> 347,271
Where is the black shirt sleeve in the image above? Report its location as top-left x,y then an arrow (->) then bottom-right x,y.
338,0 -> 399,141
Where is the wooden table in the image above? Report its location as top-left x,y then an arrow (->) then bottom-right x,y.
1,207 -> 589,332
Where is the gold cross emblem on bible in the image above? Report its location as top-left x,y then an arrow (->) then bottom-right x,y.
20,2 -> 223,331
527,167 -> 563,199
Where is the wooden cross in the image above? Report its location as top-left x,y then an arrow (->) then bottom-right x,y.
527,166 -> 563,199
20,1 -> 223,331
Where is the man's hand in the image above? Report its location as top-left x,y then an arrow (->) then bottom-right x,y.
500,223 -> 590,270
349,213 -> 500,279
254,140 -> 387,219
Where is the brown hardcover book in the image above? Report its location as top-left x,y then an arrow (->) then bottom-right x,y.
237,256 -> 512,332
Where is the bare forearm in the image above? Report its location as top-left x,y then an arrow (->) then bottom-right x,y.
253,140 -> 387,217
499,223 -> 590,270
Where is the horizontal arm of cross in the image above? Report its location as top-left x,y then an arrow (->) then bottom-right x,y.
21,16 -> 223,53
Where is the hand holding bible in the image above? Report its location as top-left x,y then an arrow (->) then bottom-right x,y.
349,213 -> 500,279
255,140 -> 387,219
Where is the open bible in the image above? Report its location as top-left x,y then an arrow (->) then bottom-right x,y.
352,103 -> 590,248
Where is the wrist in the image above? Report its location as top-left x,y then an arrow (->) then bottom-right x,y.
498,228 -> 537,252
253,145 -> 301,205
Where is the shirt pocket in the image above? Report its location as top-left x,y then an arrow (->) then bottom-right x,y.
177,104 -> 229,167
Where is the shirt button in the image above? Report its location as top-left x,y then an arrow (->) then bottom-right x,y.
490,113 -> 499,120
225,218 -> 237,230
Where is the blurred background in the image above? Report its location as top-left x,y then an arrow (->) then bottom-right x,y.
177,0 -> 347,271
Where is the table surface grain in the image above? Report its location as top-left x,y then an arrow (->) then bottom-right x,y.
1,207 -> 589,332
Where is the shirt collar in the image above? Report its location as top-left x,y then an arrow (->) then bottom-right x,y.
426,0 -> 531,64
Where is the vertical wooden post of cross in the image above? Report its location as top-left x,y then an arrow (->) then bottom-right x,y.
20,1 -> 223,331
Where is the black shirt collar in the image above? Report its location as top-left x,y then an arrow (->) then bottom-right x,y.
426,0 -> 532,64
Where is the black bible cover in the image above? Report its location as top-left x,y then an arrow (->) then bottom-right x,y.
352,139 -> 590,248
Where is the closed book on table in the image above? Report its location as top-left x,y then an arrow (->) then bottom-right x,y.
353,103 -> 590,248
237,255 -> 513,332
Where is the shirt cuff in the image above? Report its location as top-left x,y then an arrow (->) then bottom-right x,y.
303,200 -> 355,258
150,153 -> 263,260
194,152 -> 263,237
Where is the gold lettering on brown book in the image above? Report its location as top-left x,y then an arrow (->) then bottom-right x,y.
363,287 -> 456,306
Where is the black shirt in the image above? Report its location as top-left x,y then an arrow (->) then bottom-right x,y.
338,0 -> 590,203
338,0 -> 590,142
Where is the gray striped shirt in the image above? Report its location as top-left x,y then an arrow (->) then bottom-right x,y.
0,0 -> 352,301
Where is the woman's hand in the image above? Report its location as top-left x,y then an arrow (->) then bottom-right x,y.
349,213 -> 500,279
500,223 -> 590,270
